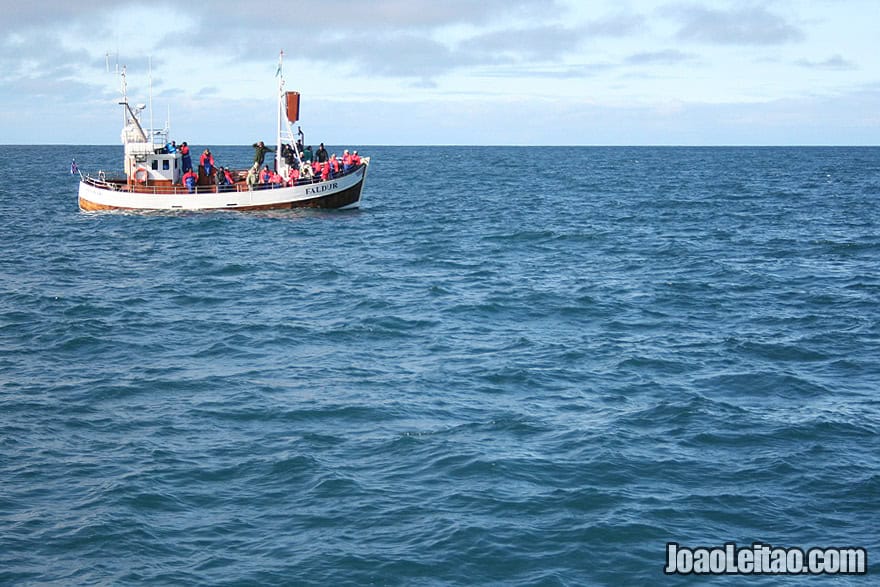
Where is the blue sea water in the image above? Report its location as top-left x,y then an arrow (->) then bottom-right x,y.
1,144 -> 878,585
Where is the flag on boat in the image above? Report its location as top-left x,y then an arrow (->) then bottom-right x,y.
70,159 -> 78,175
275,50 -> 283,77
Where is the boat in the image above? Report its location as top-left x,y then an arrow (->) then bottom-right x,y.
78,52 -> 370,211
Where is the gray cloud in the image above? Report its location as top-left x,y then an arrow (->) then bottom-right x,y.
476,62 -> 613,79
167,0 -> 566,48
459,25 -> 588,62
664,4 -> 804,45
796,54 -> 857,71
322,0 -> 563,29
584,13 -> 647,37
0,0 -> 126,35
625,49 -> 696,65
323,34 -> 480,79
145,0 -> 573,83
0,1 -> 647,87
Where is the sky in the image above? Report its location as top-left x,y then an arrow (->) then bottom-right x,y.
0,0 -> 878,145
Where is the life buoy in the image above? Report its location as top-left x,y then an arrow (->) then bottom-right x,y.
134,166 -> 149,184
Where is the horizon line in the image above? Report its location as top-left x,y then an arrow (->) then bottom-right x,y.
3,143 -> 878,148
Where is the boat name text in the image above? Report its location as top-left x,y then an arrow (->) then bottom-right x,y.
305,182 -> 338,196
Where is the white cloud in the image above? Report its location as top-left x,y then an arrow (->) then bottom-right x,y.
663,4 -> 804,45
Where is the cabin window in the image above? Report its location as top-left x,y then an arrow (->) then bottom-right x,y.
163,160 -> 170,170
151,160 -> 159,170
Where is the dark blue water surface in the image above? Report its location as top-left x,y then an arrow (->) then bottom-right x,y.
1,145 -> 878,585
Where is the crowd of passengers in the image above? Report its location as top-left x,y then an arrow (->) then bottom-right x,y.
164,139 -> 362,193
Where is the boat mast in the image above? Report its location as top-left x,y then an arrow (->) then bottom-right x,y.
120,64 -> 127,131
276,49 -> 284,174
148,56 -> 154,145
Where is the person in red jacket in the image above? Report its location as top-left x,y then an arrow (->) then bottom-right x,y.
351,150 -> 361,167
200,149 -> 214,177
342,150 -> 352,173
287,166 -> 300,186
259,165 -> 272,184
180,142 -> 192,172
329,154 -> 340,177
320,161 -> 330,181
181,169 -> 198,193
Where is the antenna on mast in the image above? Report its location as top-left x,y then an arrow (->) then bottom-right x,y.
148,56 -> 154,143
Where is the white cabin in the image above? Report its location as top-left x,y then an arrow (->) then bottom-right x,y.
118,71 -> 182,186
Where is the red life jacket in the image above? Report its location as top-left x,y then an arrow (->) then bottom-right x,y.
182,170 -> 197,187
343,153 -> 352,166
330,158 -> 339,172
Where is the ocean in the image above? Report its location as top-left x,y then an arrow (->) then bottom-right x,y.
1,145 -> 878,585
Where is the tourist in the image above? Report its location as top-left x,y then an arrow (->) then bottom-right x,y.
342,150 -> 352,173
200,149 -> 214,177
223,167 -> 235,186
287,165 -> 300,186
351,150 -> 361,167
180,142 -> 192,172
302,145 -> 314,163
252,141 -> 274,167
316,143 -> 328,163
181,168 -> 198,193
281,144 -> 297,167
260,165 -> 272,184
246,163 -> 258,190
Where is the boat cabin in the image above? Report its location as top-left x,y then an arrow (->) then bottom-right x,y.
120,101 -> 182,187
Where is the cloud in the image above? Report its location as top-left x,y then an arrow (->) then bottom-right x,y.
664,4 -> 804,45
584,13 -> 647,37
165,0 -> 566,51
324,34 -> 478,79
796,54 -> 857,71
0,0 -> 125,35
322,0 -> 563,29
459,25 -> 588,62
143,0 -> 573,84
624,49 -> 696,65
474,62 -> 615,79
